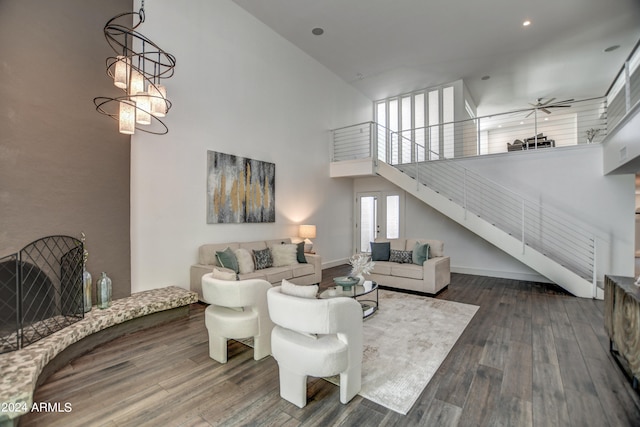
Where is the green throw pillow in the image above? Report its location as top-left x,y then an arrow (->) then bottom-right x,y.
216,247 -> 239,273
412,242 -> 430,265
296,241 -> 307,263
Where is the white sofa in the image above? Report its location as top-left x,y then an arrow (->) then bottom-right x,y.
365,238 -> 450,295
190,238 -> 321,301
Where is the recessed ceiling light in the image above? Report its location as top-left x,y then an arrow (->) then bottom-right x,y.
523,20 -> 531,27
498,125 -> 502,128
312,27 -> 324,36
604,45 -> 620,52
520,121 -> 524,125
544,117 -> 548,121
481,75 -> 490,81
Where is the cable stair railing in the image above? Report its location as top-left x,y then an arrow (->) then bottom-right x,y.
381,129 -> 597,297
331,120 -> 602,296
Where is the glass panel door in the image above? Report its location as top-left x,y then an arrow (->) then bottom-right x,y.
356,192 -> 402,253
357,193 -> 380,253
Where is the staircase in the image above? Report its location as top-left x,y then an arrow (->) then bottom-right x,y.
331,122 -> 599,298
378,159 -> 596,298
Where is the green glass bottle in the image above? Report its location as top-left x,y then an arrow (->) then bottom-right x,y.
96,272 -> 112,309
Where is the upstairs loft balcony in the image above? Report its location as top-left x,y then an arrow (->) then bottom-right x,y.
331,40 -> 640,177
331,96 -> 609,178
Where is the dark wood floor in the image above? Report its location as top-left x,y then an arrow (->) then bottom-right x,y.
22,267 -> 640,427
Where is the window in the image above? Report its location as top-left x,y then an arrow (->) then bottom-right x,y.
414,93 -> 425,161
428,90 -> 439,159
389,99 -> 399,164
443,86 -> 454,158
375,102 -> 387,161
401,96 -> 412,163
375,85 -> 455,162
386,195 -> 400,239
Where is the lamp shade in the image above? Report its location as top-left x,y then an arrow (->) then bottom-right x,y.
136,92 -> 151,125
113,56 -> 129,89
299,225 -> 316,239
118,100 -> 136,134
129,69 -> 144,96
149,84 -> 167,117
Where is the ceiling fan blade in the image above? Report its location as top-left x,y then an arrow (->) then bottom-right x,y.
540,97 -> 555,106
541,108 -> 551,114
525,110 -> 534,118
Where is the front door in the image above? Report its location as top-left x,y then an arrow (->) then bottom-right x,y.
356,192 -> 401,253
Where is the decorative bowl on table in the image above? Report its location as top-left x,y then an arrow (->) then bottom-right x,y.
333,276 -> 359,292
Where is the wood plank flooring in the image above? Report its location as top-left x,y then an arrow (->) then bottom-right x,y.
21,267 -> 640,426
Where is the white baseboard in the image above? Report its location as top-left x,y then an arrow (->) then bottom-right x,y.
451,266 -> 552,283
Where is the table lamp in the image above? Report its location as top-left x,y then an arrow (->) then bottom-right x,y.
299,224 -> 316,253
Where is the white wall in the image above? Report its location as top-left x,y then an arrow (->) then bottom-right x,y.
356,143 -> 636,283
130,0 -> 371,292
456,144 -> 635,280
603,104 -> 640,174
354,177 -> 548,282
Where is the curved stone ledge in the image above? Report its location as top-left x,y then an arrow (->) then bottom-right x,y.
0,286 -> 198,424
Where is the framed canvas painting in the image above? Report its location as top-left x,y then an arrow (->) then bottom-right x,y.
206,151 -> 275,223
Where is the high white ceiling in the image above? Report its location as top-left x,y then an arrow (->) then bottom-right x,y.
233,0 -> 640,115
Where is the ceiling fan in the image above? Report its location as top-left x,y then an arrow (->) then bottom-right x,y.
525,97 -> 574,118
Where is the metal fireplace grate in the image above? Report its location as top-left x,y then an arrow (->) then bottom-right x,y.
0,254 -> 19,353
0,235 -> 84,354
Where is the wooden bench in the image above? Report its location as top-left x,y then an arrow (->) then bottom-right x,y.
0,286 -> 198,427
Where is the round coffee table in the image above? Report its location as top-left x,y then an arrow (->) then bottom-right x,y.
319,280 -> 378,318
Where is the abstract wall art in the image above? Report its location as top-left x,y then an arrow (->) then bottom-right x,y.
206,151 -> 275,224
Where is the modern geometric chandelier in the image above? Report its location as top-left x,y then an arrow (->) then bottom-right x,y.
93,0 -> 176,135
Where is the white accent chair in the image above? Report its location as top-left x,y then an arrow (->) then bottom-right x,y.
267,286 -> 363,408
202,273 -> 274,363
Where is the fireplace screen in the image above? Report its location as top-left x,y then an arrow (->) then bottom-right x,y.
0,235 -> 84,354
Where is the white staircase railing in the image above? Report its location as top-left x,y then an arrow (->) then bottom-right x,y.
391,133 -> 596,284
330,42 -> 640,296
331,121 -> 599,295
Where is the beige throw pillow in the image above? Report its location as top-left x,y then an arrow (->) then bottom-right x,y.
271,244 -> 298,267
234,248 -> 255,274
280,278 -> 317,298
211,267 -> 237,281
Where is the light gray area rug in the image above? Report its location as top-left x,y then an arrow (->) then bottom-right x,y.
326,290 -> 479,415
237,290 -> 478,415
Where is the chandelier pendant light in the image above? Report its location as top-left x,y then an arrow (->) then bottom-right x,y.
94,0 -> 176,135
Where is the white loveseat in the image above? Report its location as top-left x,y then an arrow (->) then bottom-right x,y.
365,238 -> 450,295
190,238 -> 321,301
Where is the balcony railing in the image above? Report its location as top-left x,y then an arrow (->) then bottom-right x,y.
333,39 -> 640,165
330,40 -> 639,295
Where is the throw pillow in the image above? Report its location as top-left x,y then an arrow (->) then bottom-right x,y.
211,267 -> 237,281
252,248 -> 273,270
271,244 -> 298,267
412,242 -> 430,265
215,247 -> 239,273
390,249 -> 413,264
281,278 -> 318,299
370,241 -> 390,261
296,241 -> 307,263
234,248 -> 255,274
